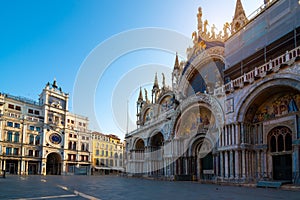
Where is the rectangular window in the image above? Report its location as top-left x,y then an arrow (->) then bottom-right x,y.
14,123 -> 20,128
35,150 -> 39,157
74,135 -> 77,138
79,122 -> 82,126
29,135 -> 34,144
34,110 -> 39,115
67,119 -> 70,123
13,148 -> 19,155
8,104 -> 14,109
36,136 -> 40,145
6,147 -> 12,155
15,106 -> 21,111
29,126 -> 34,131
28,109 -> 33,114
96,150 -> 99,156
28,150 -> 33,156
69,134 -> 72,138
102,150 -> 104,156
36,127 -> 41,132
7,121 -> 13,127
7,131 -> 13,142
71,120 -> 74,124
14,132 -> 19,143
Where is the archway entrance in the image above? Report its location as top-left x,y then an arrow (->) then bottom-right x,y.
149,132 -> 164,176
133,138 -> 145,174
46,153 -> 62,175
191,136 -> 214,180
268,126 -> 292,181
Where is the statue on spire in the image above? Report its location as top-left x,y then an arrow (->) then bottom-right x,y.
162,73 -> 166,89
144,89 -> 150,104
197,7 -> 203,35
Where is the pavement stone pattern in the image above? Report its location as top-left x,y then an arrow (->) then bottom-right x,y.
1,175 -> 300,200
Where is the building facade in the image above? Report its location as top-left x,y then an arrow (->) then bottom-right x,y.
125,0 -> 300,184
91,132 -> 124,174
0,80 -> 92,175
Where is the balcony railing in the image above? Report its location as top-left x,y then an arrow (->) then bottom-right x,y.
214,46 -> 300,96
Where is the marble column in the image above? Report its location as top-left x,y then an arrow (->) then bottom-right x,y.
215,154 -> 219,177
241,123 -> 245,144
224,151 -> 229,178
263,150 -> 267,178
235,150 -> 240,179
235,122 -> 240,145
228,126 -> 231,146
220,130 -> 223,147
220,152 -> 224,177
242,150 -> 246,178
232,124 -> 235,145
225,126 -> 228,146
230,151 -> 234,178
257,151 -> 261,179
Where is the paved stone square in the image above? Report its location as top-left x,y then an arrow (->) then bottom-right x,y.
1,175 -> 300,200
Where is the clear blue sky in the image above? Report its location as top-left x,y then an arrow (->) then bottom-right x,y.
0,0 -> 263,139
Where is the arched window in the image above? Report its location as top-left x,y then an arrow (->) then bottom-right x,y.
278,134 -> 284,152
114,153 -> 118,159
269,126 -> 292,153
270,136 -> 276,152
285,133 -> 292,151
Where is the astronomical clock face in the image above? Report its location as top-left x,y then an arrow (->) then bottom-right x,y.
49,133 -> 62,144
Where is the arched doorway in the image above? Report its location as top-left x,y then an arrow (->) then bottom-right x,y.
132,138 -> 145,175
149,132 -> 164,176
46,153 -> 62,175
268,126 -> 292,181
191,136 -> 214,180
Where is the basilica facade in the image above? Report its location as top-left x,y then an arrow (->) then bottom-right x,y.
125,0 -> 300,184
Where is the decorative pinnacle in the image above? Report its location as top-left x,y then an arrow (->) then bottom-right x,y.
153,72 -> 159,89
138,87 -> 143,102
174,52 -> 180,70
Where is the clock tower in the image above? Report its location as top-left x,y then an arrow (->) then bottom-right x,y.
39,79 -> 69,175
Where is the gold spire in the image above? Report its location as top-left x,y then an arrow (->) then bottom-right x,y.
138,87 -> 143,102
231,0 -> 248,33
174,52 -> 180,70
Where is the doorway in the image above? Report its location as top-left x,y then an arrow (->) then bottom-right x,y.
273,154 -> 292,180
46,153 -> 61,175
